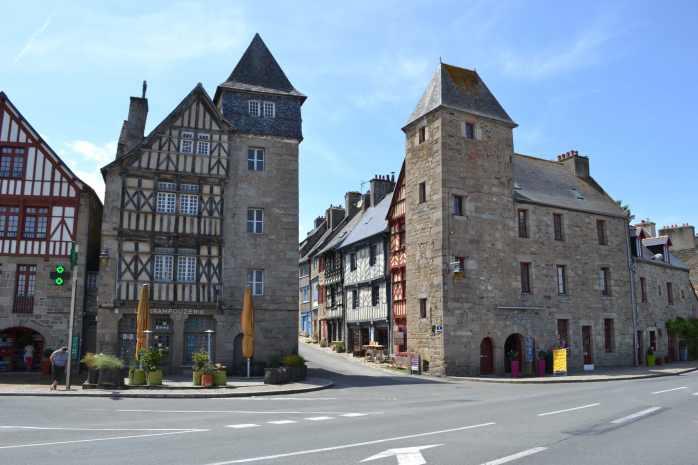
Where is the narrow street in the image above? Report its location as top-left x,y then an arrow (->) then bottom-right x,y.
1,343 -> 697,465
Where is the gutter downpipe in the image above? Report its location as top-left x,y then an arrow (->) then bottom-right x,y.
625,223 -> 639,367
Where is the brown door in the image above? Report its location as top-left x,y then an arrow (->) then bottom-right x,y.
582,326 -> 593,364
480,337 -> 494,374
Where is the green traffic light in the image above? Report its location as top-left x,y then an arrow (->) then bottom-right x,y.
55,277 -> 64,286
56,265 -> 65,274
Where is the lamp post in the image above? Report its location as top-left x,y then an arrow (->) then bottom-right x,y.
143,330 -> 152,351
205,329 -> 215,362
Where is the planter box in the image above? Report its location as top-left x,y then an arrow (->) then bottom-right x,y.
214,370 -> 227,386
193,371 -> 202,386
646,354 -> 656,367
201,373 -> 214,387
510,361 -> 520,378
147,369 -> 163,386
130,369 -> 146,385
97,368 -> 123,388
264,367 -> 290,385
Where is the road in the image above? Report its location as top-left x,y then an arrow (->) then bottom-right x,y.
1,342 -> 697,465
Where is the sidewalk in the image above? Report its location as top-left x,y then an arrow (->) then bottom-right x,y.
448,362 -> 698,384
0,373 -> 333,398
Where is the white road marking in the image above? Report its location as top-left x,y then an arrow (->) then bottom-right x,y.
202,422 -> 495,464
0,426 -> 200,432
361,444 -> 443,464
305,416 -> 333,421
537,403 -> 600,417
480,447 -> 548,465
611,407 -> 662,424
225,424 -> 259,429
118,409 -> 344,415
224,397 -> 337,401
341,413 -> 369,417
651,386 -> 687,395
267,420 -> 297,425
0,430 -> 205,450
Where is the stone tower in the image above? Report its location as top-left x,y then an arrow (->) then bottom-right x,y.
403,64 -> 518,375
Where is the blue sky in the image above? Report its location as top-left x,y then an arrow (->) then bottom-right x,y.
2,1 -> 697,234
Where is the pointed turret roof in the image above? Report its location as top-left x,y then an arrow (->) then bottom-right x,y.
404,63 -> 515,129
215,33 -> 305,101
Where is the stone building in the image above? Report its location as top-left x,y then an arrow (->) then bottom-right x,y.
629,222 -> 698,363
660,223 -> 698,291
401,63 -> 636,376
387,163 -> 407,353
0,92 -> 102,371
96,34 -> 304,373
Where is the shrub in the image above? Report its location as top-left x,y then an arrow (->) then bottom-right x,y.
319,339 -> 328,348
81,353 -> 97,369
201,363 -> 216,375
93,353 -> 124,370
268,354 -> 282,368
192,351 -> 209,371
281,354 -> 305,367
139,348 -> 163,372
333,341 -> 345,353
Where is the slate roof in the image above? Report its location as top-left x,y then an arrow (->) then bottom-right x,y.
316,211 -> 365,256
512,154 -> 627,218
405,63 -> 514,128
340,193 -> 392,249
216,34 -> 305,100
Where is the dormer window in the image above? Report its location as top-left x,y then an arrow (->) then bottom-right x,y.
180,132 -> 194,154
262,101 -> 275,118
248,100 -> 261,117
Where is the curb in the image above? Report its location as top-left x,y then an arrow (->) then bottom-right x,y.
0,379 -> 334,399
447,367 -> 698,384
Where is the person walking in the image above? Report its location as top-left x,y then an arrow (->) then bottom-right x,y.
23,343 -> 34,371
49,347 -> 68,391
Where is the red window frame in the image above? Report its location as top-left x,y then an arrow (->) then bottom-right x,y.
14,264 -> 36,313
0,146 -> 26,179
0,206 -> 20,239
23,207 -> 48,240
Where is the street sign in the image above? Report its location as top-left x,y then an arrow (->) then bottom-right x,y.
361,445 -> 443,465
71,335 -> 80,362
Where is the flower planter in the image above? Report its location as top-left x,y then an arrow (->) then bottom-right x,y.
130,368 -> 146,385
264,367 -> 290,385
510,361 -> 520,378
536,359 -> 546,377
97,368 -> 122,388
87,368 -> 99,385
284,365 -> 307,382
214,370 -> 227,386
192,371 -> 202,386
146,369 -> 163,386
646,354 -> 656,367
201,373 -> 214,387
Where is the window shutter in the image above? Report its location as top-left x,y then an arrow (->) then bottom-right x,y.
475,125 -> 482,140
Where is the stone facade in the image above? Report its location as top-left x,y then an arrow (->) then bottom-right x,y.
661,224 -> 698,290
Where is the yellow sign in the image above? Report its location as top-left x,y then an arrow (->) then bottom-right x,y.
553,348 -> 568,375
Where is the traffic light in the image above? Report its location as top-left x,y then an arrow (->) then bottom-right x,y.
49,264 -> 71,286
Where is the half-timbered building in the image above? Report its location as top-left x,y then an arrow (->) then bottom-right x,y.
96,34 -> 305,373
387,163 -> 406,354
0,92 -> 103,371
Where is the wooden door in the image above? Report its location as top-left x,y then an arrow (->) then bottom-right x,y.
480,337 -> 494,374
582,326 -> 593,364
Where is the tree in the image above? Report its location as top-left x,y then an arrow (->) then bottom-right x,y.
616,200 -> 635,222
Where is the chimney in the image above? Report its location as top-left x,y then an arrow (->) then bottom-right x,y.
325,205 -> 346,230
116,81 -> 149,158
659,223 -> 696,251
557,150 -> 589,179
361,191 -> 371,211
634,219 -> 657,238
369,173 -> 396,207
345,191 -> 362,219
313,216 -> 325,229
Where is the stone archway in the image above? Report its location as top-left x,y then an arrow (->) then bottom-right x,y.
480,337 -> 494,375
0,326 -> 45,371
504,333 -> 523,373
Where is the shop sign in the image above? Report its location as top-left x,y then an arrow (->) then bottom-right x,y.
553,348 -> 568,375
150,308 -> 206,315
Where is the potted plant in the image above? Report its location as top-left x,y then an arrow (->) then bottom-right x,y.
646,347 -> 656,367
213,364 -> 228,386
281,354 -> 307,381
200,363 -> 215,387
140,348 -> 163,386
507,350 -> 520,378
333,341 -> 345,353
81,353 -> 99,385
192,351 -> 209,386
94,353 -> 125,388
536,350 -> 547,377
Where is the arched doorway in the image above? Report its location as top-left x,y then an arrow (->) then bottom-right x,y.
0,327 -> 45,371
504,333 -> 523,373
480,337 -> 494,374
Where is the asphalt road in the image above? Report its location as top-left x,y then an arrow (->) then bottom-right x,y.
1,342 -> 697,465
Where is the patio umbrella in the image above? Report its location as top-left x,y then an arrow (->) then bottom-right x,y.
241,287 -> 255,376
135,284 -> 150,360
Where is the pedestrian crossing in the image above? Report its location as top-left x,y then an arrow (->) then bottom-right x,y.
225,412 -> 373,430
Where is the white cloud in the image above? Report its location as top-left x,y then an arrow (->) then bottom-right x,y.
64,140 -> 117,163
72,167 -> 105,202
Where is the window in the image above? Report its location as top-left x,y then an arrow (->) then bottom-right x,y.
86,272 -> 98,290
453,256 -> 465,273
452,195 -> 463,216
371,285 -> 380,306
156,182 -> 177,214
352,289 -> 358,309
177,255 -> 197,283
248,148 -> 265,171
312,283 -> 319,305
329,286 -> 336,307
0,206 -> 19,238
418,182 -> 426,203
520,262 -> 531,294
14,264 -> 36,313
196,133 -> 210,155
183,317 -> 215,365
604,319 -> 615,352
154,255 -> 174,282
640,277 -> 648,303
418,126 -> 426,144
419,298 -> 427,319
553,213 -> 564,241
248,100 -> 261,117
0,147 -> 25,178
369,245 -> 377,266
518,209 -> 529,238
681,288 -> 686,300
556,265 -> 567,295
247,208 -> 264,234
464,122 -> 475,140
350,253 -> 357,271
247,269 -> 265,296
597,219 -> 607,245
649,330 -> 656,351
667,282 -> 674,305
23,207 -> 48,239
179,194 -> 199,216
180,132 -> 194,154
600,267 -> 611,296
301,286 -> 310,303
262,101 -> 275,118
557,319 -> 569,347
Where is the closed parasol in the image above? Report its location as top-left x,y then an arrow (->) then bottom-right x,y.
135,284 -> 150,360
241,287 -> 255,375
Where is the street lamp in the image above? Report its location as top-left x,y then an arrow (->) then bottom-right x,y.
205,329 -> 215,362
143,330 -> 152,350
